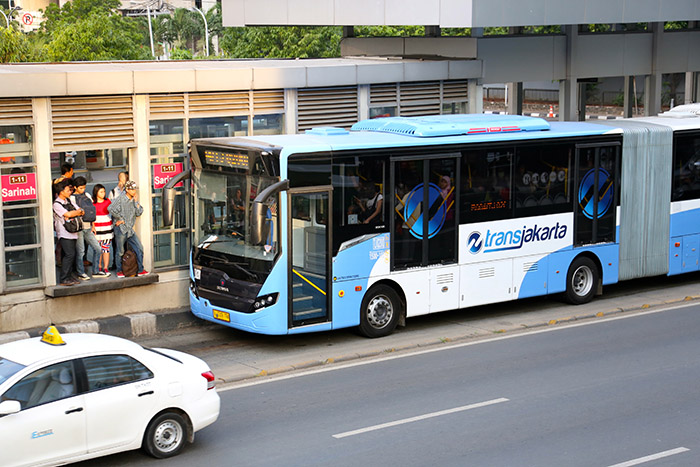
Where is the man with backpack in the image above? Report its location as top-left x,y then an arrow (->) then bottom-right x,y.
108,180 -> 148,278
71,177 -> 102,280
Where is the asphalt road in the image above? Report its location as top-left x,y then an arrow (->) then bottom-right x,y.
81,301 -> 700,467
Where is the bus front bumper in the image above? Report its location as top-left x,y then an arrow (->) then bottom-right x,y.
189,288 -> 288,335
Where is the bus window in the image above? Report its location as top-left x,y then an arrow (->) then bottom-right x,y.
332,155 -> 387,253
461,147 -> 513,222
514,142 -> 573,218
672,131 -> 700,201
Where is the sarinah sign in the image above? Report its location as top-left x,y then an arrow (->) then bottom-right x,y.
153,163 -> 184,189
1,173 -> 37,202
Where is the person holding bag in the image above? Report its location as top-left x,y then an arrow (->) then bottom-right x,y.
71,176 -> 102,280
53,179 -> 84,286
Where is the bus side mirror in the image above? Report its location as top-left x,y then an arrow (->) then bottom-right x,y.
162,171 -> 191,227
251,179 -> 289,245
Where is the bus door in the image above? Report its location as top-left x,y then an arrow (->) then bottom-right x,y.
574,144 -> 619,245
391,155 -> 459,269
288,188 -> 332,327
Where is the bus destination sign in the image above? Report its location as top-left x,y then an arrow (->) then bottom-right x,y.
204,149 -> 249,169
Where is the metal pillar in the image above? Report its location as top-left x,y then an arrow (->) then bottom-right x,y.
623,76 -> 635,118
685,71 -> 698,104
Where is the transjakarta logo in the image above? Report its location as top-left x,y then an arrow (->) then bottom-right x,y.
468,222 -> 568,254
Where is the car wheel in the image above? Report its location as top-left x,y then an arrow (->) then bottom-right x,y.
565,256 -> 599,305
359,284 -> 401,338
143,412 -> 188,459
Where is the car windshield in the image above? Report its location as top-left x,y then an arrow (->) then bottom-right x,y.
193,169 -> 279,261
0,357 -> 25,385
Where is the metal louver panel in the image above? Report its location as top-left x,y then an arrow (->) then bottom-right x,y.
149,94 -> 186,119
297,87 -> 358,132
0,99 -> 33,125
370,83 -> 398,105
253,90 -> 284,113
188,91 -> 249,117
399,81 -> 441,117
443,80 -> 468,101
50,96 -> 135,151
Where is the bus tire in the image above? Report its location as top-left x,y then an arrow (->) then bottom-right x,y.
143,411 -> 188,459
565,257 -> 599,305
359,285 -> 401,338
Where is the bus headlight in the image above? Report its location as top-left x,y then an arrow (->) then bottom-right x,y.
253,293 -> 278,311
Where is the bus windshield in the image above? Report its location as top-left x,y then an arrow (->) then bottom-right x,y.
193,169 -> 279,265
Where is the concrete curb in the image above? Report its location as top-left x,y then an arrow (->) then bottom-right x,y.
0,307 -> 208,345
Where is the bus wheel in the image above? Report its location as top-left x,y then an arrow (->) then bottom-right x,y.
359,285 -> 401,338
565,257 -> 598,305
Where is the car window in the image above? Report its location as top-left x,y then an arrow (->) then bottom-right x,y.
0,357 -> 25,385
82,355 -> 153,391
1,361 -> 76,410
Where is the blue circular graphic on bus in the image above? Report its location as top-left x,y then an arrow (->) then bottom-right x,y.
404,183 -> 447,240
578,168 -> 613,219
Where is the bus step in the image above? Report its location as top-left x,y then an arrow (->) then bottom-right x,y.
293,295 -> 314,304
293,308 -> 324,319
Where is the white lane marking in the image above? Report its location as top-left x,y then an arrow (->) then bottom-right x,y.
608,447 -> 689,467
219,301 -> 699,392
332,398 -> 509,439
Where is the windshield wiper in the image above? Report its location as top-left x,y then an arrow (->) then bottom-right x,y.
208,259 -> 258,281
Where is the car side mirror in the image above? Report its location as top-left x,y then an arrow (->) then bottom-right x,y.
0,400 -> 21,416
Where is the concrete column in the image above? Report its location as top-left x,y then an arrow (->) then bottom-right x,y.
471,28 -> 484,38
132,94 -> 153,273
284,88 -> 298,134
645,22 -> 663,116
644,74 -> 662,116
32,98 -> 56,287
468,79 -> 483,114
623,76 -> 635,118
506,82 -> 523,115
425,26 -> 441,37
358,84 -> 370,121
559,79 -> 579,122
559,25 -> 580,121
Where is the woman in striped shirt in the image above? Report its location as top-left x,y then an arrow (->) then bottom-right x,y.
92,184 -> 113,277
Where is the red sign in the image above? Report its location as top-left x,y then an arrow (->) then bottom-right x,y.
21,13 -> 33,26
1,173 -> 37,202
153,163 -> 184,189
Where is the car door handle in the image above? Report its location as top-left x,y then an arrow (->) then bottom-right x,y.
138,390 -> 154,397
65,407 -> 83,414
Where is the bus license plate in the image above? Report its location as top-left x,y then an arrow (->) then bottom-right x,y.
213,309 -> 230,322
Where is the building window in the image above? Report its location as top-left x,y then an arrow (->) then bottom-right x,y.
50,148 -> 128,198
1,125 -> 42,291
150,120 -> 189,270
252,114 -> 284,135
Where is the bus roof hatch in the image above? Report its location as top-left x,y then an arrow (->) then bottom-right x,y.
351,114 -> 550,137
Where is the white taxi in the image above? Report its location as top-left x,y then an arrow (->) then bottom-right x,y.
0,327 -> 220,466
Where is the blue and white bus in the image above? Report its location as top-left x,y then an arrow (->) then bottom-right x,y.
163,107 -> 700,337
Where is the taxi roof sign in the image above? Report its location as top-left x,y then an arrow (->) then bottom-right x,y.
41,326 -> 66,346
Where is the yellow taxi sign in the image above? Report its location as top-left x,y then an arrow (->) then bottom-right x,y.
41,325 -> 66,346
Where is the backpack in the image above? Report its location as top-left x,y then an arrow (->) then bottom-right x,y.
121,246 -> 138,277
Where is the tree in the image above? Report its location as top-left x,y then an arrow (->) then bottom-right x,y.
220,26 -> 341,58
0,27 -> 32,63
40,0 -> 150,61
